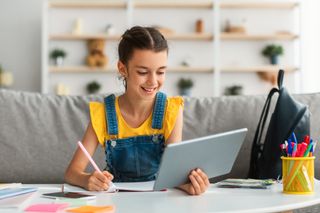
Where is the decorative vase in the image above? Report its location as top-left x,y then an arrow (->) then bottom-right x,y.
72,18 -> 83,35
270,55 -> 278,65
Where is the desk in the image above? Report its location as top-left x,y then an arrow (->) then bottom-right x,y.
2,181 -> 320,213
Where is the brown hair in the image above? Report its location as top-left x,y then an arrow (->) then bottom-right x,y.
118,26 -> 168,66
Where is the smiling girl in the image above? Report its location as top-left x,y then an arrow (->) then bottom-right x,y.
64,26 -> 209,195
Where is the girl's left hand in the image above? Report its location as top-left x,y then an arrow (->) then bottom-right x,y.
179,168 -> 210,195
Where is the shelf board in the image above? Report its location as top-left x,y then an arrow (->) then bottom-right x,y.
48,1 -> 298,9
134,1 -> 213,9
49,33 -> 213,41
168,66 -> 213,72
220,2 -> 298,9
165,33 -> 213,41
49,1 -> 126,9
49,66 -> 116,73
49,66 -> 213,73
221,33 -> 298,40
49,34 -> 121,40
50,65 -> 297,73
221,65 -> 298,73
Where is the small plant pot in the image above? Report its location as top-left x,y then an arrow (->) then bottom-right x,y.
270,55 -> 278,65
54,56 -> 64,66
179,88 -> 191,96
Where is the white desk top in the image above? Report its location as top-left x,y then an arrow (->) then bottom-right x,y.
2,181 -> 320,213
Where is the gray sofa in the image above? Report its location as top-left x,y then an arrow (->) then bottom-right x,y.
0,89 -> 319,212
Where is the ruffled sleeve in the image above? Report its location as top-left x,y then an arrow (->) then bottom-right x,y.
164,96 -> 184,140
89,102 -> 107,146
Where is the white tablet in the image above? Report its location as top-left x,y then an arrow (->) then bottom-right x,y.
153,128 -> 248,190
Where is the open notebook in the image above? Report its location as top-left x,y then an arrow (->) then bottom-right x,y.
64,181 -> 156,193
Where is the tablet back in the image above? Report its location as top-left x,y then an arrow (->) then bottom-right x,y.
153,128 -> 248,190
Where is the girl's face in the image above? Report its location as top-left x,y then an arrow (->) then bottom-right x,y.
119,49 -> 167,100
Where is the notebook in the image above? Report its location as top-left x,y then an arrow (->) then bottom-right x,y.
25,203 -> 69,212
0,192 -> 34,209
66,205 -> 115,213
0,187 -> 37,200
0,183 -> 22,190
64,181 -> 156,193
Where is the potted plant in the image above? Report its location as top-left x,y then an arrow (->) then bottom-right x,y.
86,81 -> 101,94
50,48 -> 67,66
177,78 -> 194,96
224,85 -> 243,96
262,44 -> 284,65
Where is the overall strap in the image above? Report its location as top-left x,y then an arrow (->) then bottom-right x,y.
151,92 -> 167,129
104,94 -> 118,136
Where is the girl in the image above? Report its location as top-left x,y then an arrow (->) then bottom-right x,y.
64,26 -> 209,195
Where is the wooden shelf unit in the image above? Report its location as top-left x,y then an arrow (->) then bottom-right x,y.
220,2 -> 298,9
43,0 -> 301,96
48,1 -> 298,10
134,1 -> 213,9
49,65 -> 297,74
49,33 -> 213,41
49,66 -> 214,73
220,33 -> 298,41
221,65 -> 298,73
49,1 -> 126,9
50,33 -> 298,41
49,66 -> 116,73
168,67 -> 213,73
49,34 -> 121,41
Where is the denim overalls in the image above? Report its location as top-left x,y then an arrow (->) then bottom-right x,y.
104,92 -> 166,182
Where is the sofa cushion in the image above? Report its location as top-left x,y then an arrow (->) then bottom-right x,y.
0,89 -> 319,183
0,90 -> 104,183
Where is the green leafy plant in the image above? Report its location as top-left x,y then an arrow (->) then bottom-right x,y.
262,44 -> 284,65
86,81 -> 101,94
262,44 -> 284,57
224,85 -> 243,96
177,78 -> 194,90
50,48 -> 67,59
0,64 -> 3,73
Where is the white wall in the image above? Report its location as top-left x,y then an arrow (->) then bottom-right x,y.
300,0 -> 320,93
0,0 -> 42,92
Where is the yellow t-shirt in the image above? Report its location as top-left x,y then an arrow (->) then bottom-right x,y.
89,96 -> 184,146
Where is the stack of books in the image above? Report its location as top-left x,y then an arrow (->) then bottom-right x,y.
0,183 -> 37,209
0,183 -> 36,200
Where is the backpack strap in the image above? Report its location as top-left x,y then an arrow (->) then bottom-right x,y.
278,69 -> 284,90
256,88 -> 279,147
249,87 -> 278,178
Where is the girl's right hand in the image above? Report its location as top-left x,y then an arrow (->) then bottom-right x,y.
86,171 -> 114,191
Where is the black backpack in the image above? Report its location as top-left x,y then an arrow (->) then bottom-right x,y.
249,70 -> 310,179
